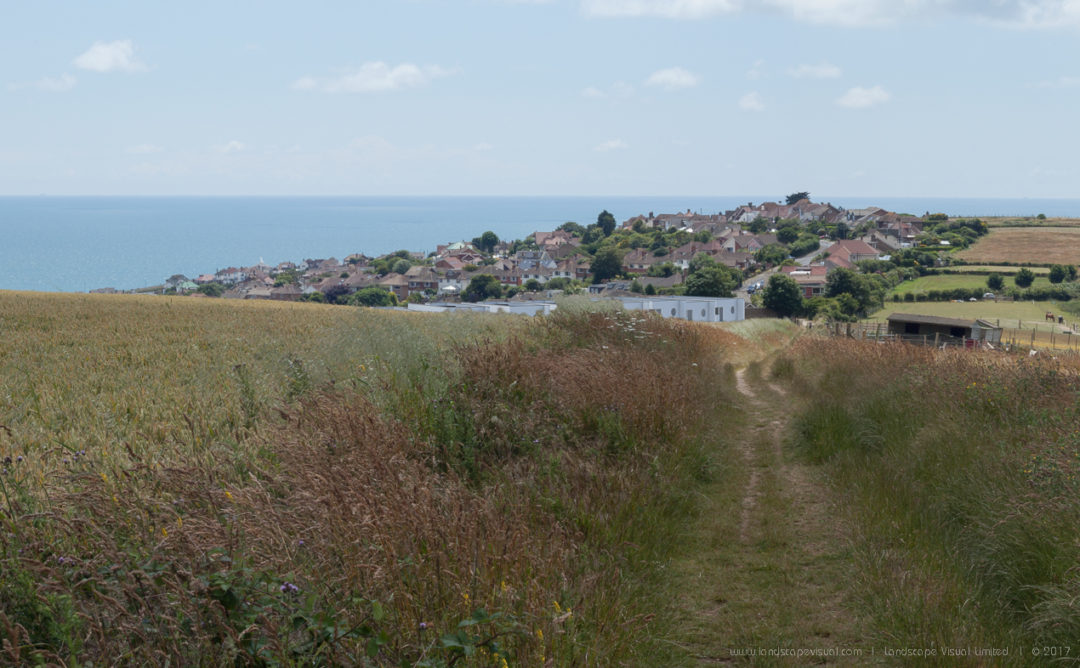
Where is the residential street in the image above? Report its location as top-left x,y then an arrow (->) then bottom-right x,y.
735,239 -> 834,299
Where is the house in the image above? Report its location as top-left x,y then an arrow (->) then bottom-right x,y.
780,265 -> 829,298
534,230 -> 574,249
377,273 -> 410,302
618,296 -> 745,323
514,250 -> 557,271
623,249 -> 659,274
215,267 -> 247,285
404,265 -> 440,294
886,313 -> 1003,345
164,274 -> 189,290
824,239 -> 881,270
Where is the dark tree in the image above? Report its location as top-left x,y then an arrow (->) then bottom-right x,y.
558,221 -> 586,237
472,230 -> 500,254
1014,268 -> 1036,288
597,210 -> 616,237
464,274 -> 504,302
349,286 -> 397,307
762,273 -> 804,317
323,284 -> 352,304
684,265 -> 737,297
1049,265 -> 1067,284
590,246 -> 624,283
986,273 -> 1005,291
776,225 -> 800,245
785,191 -> 810,205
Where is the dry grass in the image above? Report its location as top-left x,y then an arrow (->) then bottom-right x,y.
780,338 -> 1080,653
957,226 -> 1080,264
0,293 -> 745,665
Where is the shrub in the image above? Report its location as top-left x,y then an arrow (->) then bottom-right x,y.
987,273 -> 1005,291
1015,268 -> 1036,288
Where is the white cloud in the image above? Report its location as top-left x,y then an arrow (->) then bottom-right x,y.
645,67 -> 700,89
788,62 -> 842,79
37,73 -> 77,91
583,0 -> 740,18
216,140 -> 247,154
73,40 -> 146,73
126,144 -> 163,154
746,59 -> 765,80
9,74 -> 77,92
594,139 -> 628,151
738,91 -> 765,111
582,0 -> 1080,28
582,86 -> 606,98
293,62 -> 457,93
836,85 -> 891,108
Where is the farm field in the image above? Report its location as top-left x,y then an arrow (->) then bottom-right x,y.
890,273 -> 1051,296
943,264 -> 1049,274
957,226 -> 1080,264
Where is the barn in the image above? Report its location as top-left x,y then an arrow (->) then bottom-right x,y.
886,313 -> 1003,345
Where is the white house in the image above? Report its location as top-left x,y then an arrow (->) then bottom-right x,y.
617,296 -> 745,323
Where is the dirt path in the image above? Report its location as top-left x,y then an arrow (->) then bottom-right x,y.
667,363 -> 869,664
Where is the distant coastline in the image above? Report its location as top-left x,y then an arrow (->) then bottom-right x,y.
2,195 -> 1078,293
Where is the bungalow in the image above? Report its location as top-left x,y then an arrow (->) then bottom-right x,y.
623,249 -> 659,274
404,265 -> 440,294
618,296 -> 745,323
377,274 -> 410,302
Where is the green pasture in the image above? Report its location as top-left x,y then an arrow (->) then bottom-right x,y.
890,273 -> 1051,296
867,299 -> 1076,329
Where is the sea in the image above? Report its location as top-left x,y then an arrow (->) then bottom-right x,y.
2,195 -> 1079,293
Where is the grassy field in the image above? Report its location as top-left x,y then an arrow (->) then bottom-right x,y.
0,291 -> 757,665
943,265 -> 1050,275
868,299 -> 1079,329
958,226 -> 1080,264
890,273 -> 1051,296
777,339 -> 1080,656
984,216 -> 1080,228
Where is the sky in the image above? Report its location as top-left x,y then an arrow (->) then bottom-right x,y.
2,0 -> 1078,197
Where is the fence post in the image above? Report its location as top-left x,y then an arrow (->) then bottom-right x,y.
934,332 -> 940,348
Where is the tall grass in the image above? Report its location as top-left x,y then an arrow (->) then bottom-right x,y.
0,293 -> 741,664
781,339 -> 1080,657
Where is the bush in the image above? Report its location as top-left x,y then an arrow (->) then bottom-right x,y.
1015,268 -> 1036,288
987,273 -> 1005,291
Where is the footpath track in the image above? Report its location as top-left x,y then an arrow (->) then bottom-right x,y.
665,363 -> 870,665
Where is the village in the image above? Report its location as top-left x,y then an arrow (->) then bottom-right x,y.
95,196 -> 937,326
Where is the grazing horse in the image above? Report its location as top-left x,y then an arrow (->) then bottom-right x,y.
1046,311 -> 1055,322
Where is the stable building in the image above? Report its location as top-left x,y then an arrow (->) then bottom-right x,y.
886,313 -> 1003,345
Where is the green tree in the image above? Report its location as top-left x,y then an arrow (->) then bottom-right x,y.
684,265 -> 738,297
1049,265 -> 1067,284
558,221 -> 586,237
786,191 -> 810,205
747,216 -> 770,234
761,273 -> 803,317
826,267 -> 874,314
644,282 -> 657,295
463,274 -> 504,302
1014,267 -> 1036,288
776,223 -> 801,245
590,247 -> 624,283
348,286 -> 397,307
987,273 -> 1005,291
391,258 -> 411,275
629,279 -> 643,293
597,210 -> 616,237
754,244 -> 788,266
472,230 -> 500,254
647,262 -> 676,278
523,278 -> 542,292
197,282 -> 225,297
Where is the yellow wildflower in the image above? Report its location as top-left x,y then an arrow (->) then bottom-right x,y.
161,527 -> 168,537
177,516 -> 183,528
225,490 -> 233,500
536,628 -> 543,641
553,600 -> 562,613
500,580 -> 508,593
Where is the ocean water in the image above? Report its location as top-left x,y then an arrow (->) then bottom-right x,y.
1,195 -> 1078,293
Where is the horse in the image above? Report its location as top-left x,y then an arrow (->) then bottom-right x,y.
1046,311 -> 1055,322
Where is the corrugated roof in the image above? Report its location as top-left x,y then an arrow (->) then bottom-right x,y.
886,313 -> 976,328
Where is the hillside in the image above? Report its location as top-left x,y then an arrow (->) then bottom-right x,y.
3,293 -> 1078,664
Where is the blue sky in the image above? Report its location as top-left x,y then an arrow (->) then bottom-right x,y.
3,0 -> 1078,197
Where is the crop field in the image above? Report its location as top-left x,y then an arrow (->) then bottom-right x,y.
957,226 -> 1080,264
0,291 -> 754,665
